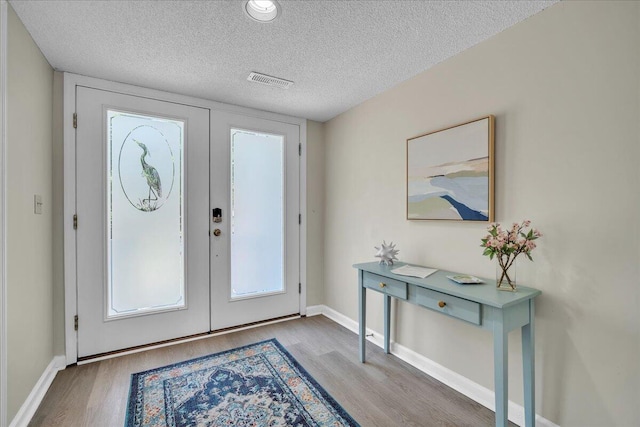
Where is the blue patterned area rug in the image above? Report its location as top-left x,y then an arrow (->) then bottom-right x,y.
126,338 -> 359,427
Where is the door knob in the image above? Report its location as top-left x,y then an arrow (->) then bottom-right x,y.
213,229 -> 221,236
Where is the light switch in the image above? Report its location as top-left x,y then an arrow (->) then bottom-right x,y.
34,195 -> 43,214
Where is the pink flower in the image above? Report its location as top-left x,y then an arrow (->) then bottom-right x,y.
481,220 -> 542,262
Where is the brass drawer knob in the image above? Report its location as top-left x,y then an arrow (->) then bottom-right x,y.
438,301 -> 446,308
379,282 -> 386,288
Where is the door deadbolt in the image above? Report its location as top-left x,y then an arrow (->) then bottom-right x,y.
212,208 -> 222,223
213,229 -> 221,237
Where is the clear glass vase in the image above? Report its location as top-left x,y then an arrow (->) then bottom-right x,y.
496,258 -> 516,291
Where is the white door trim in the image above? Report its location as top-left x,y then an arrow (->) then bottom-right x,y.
0,1 -> 8,425
63,72 -> 307,364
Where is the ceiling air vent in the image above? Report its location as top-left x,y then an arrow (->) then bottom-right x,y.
247,72 -> 294,89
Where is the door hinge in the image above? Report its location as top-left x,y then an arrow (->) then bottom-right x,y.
299,283 -> 301,294
73,113 -> 77,129
74,315 -> 78,331
298,214 -> 301,225
298,143 -> 301,156
73,214 -> 78,230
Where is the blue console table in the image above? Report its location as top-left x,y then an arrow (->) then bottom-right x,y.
354,262 -> 541,427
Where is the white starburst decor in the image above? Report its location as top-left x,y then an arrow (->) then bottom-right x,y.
374,241 -> 399,266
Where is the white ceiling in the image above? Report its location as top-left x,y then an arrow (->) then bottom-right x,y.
10,0 -> 557,122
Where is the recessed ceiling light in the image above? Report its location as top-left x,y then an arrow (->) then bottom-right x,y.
244,0 -> 281,23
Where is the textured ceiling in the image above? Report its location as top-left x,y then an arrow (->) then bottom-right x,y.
10,0 -> 557,122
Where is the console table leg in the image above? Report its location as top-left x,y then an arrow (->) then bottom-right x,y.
358,271 -> 366,363
493,323 -> 508,427
384,295 -> 391,354
522,299 -> 536,427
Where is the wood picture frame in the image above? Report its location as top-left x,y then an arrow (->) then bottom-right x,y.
406,115 -> 495,221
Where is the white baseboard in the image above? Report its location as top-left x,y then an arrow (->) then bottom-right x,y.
311,304 -> 559,427
9,355 -> 65,427
304,305 -> 324,317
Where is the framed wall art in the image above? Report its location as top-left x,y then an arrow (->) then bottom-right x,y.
406,115 -> 494,221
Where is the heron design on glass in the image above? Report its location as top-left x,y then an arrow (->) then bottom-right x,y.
117,124 -> 176,213
134,139 -> 162,210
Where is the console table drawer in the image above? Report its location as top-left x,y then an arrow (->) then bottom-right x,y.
415,287 -> 481,325
363,272 -> 408,300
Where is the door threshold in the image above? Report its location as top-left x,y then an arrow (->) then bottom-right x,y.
210,313 -> 300,334
77,313 -> 301,365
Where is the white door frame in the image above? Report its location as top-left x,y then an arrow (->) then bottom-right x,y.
0,1 -> 8,424
63,72 -> 307,365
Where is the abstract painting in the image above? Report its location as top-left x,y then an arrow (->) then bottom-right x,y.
407,116 -> 494,221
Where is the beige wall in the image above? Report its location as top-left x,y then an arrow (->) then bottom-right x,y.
6,4 -> 54,421
323,2 -> 639,426
306,120 -> 325,306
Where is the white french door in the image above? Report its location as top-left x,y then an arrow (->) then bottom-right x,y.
210,112 -> 300,330
73,84 -> 301,358
76,87 -> 210,357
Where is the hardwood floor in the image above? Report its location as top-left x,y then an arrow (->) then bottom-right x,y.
29,315 -> 511,426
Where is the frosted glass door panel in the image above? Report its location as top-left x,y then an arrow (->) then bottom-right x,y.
230,129 -> 284,299
107,110 -> 184,318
